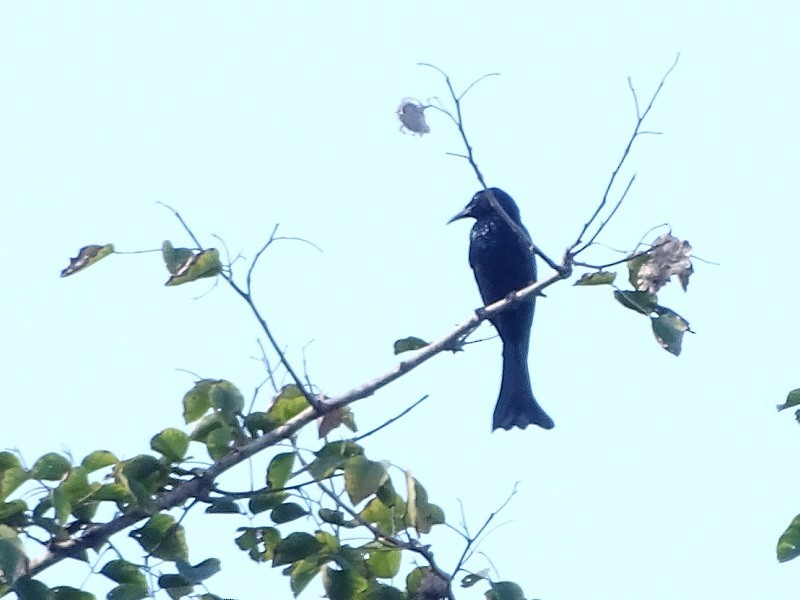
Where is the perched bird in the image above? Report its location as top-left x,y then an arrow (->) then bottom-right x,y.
448,188 -> 554,431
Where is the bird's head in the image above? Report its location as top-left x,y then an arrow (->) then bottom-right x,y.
447,187 -> 522,224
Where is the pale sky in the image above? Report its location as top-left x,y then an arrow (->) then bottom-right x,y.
2,2 -> 800,599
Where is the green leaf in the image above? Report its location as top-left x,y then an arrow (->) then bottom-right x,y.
106,583 -> 149,600
161,241 -> 195,275
272,532 -> 323,567
486,581 -> 527,600
627,252 -> 650,288
0,466 -> 30,501
60,244 -> 114,277
406,568 -> 429,599
12,576 -> 53,600
393,336 -> 428,355
157,574 -> 193,599
190,413 -> 226,443
323,566 -> 369,600
52,488 -> 72,525
151,428 -> 190,462
249,492 -> 288,514
613,290 -> 658,315
290,559 -> 321,597
120,455 -> 169,493
778,514 -> 800,562
366,549 -> 400,578
267,453 -> 295,490
308,441 -> 364,481
30,453 -> 71,481
244,411 -> 276,436
406,474 -> 443,534
209,380 -> 245,416
92,482 -> 133,504
59,467 -> 91,502
205,426 -> 235,461
183,379 -> 215,423
359,497 -> 406,535
651,306 -> 691,356
778,389 -> 800,412
260,527 -> 281,561
176,558 -> 221,583
318,508 -> 358,528
344,457 -> 388,505
271,503 -> 308,524
0,500 -> 27,526
315,530 -> 339,553
268,385 -> 311,424
235,528 -> 259,551
127,476 -> 157,511
71,498 -> 99,523
81,450 -> 118,473
574,271 -> 616,286
129,514 -> 189,562
165,248 -> 222,286
0,452 -> 21,471
100,560 -> 148,586
376,479 -> 399,507
51,586 -> 97,600
205,499 -> 241,514
0,526 -> 25,586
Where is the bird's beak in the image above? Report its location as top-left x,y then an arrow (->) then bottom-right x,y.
447,206 -> 472,224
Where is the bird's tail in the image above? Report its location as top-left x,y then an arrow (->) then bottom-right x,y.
493,343 -> 554,431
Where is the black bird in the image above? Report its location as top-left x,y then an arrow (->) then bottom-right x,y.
448,188 -> 554,431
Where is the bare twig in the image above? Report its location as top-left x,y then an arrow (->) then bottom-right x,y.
211,473 -> 343,500
568,54 -> 680,257
573,236 -> 672,271
579,174 -> 637,250
350,395 -> 429,443
158,202 -> 204,250
418,63 -> 493,188
451,484 -> 518,578
246,223 -> 280,295
257,338 -> 280,395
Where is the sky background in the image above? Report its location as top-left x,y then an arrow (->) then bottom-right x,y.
2,2 -> 800,599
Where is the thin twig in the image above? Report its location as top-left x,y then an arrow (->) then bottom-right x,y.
418,63 -> 490,188
257,339 -> 280,395
573,237 -> 671,270
451,483 -> 518,578
158,202 -> 204,250
246,224 -> 280,295
350,395 -> 429,443
579,174 -> 637,250
568,54 -> 680,256
211,473 -> 343,500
